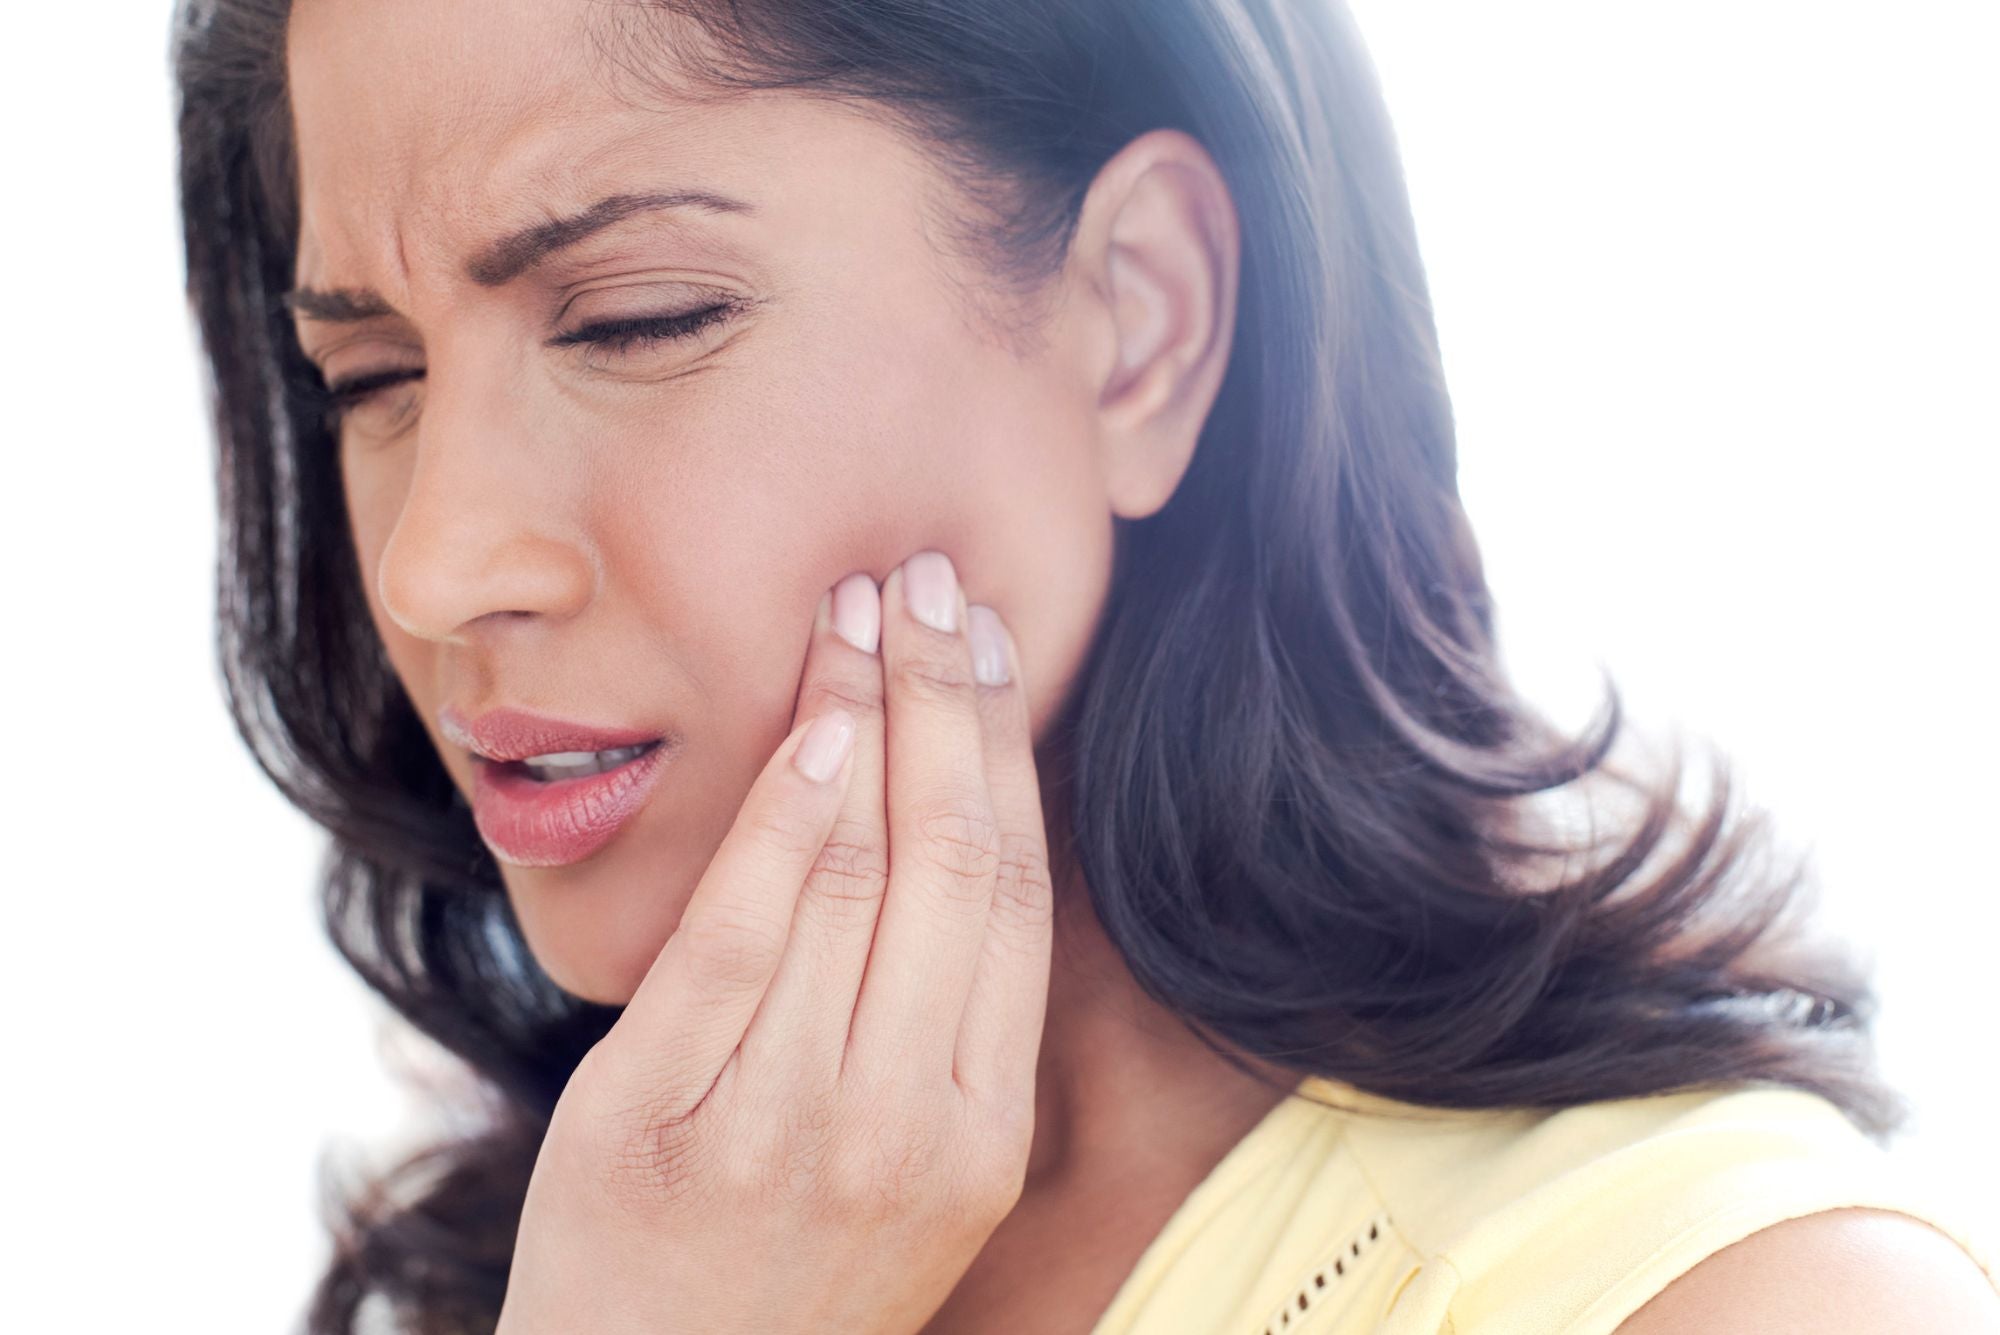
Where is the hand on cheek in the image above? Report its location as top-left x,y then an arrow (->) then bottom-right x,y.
495,550 -> 1055,1334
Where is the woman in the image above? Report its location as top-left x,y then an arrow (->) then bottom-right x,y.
172,0 -> 1997,1331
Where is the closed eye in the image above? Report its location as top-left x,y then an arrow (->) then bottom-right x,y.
316,299 -> 744,420
545,299 -> 742,355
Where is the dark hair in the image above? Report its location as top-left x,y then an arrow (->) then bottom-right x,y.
171,1 -> 1907,1331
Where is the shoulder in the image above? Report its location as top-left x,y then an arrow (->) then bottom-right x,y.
1612,1206 -> 2000,1333
1328,1081 -> 2000,1334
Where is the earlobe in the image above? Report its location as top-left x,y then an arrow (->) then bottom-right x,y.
1078,129 -> 1241,522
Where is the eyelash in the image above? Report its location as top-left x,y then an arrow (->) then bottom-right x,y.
318,300 -> 741,418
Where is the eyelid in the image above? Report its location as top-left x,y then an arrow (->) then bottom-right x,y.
306,332 -> 420,393
323,365 -> 422,401
544,298 -> 743,350
315,296 -> 749,424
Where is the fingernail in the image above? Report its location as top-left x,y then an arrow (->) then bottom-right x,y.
904,551 -> 959,634
831,573 -> 881,654
794,708 -> 856,783
968,605 -> 1011,686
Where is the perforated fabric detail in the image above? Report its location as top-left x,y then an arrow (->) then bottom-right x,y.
1259,1208 -> 1396,1334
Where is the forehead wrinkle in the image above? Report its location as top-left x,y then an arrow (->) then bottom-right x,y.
404,97 -> 620,252
313,105 -> 582,308
287,5 -> 768,314
465,188 -> 756,288
293,121 -> 750,328
290,2 -> 598,275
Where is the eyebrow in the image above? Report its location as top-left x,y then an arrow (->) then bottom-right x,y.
281,188 -> 755,324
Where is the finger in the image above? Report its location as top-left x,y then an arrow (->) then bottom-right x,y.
951,604 -> 1055,1103
738,572 -> 891,1088
607,704 -> 857,1117
846,550 -> 1000,1088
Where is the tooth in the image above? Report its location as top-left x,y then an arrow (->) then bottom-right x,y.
516,743 -> 652,781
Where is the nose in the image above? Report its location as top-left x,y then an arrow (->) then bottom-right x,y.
373,369 -> 596,644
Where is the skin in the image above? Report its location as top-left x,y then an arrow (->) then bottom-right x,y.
1612,1207 -> 2000,1333
286,0 -> 1294,1328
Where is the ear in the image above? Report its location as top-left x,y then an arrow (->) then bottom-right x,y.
1069,128 -> 1241,521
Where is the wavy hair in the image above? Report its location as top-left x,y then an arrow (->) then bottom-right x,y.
170,0 -> 1905,1331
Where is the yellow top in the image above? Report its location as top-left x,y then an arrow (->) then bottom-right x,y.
1087,1072 -> 1998,1334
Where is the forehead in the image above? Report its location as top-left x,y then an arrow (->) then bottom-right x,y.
289,0 -> 598,227
284,0 -> 922,292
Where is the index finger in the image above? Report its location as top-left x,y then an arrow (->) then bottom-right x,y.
606,705 -> 858,1115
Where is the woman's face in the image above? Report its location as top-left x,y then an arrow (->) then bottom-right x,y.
284,0 -> 1230,1004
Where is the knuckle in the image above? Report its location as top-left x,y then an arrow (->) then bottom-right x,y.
800,673 -> 884,724
752,1092 -> 842,1206
914,795 -> 1002,894
890,650 -> 978,705
964,1138 -> 1030,1218
582,1077 -> 717,1218
983,1101 -> 1037,1195
842,1111 -> 952,1219
677,908 -> 786,992
988,829 -> 1056,936
802,820 -> 892,916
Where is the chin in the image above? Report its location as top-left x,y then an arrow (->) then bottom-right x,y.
484,790 -> 721,1006
526,934 -> 652,1007
495,868 -> 675,1009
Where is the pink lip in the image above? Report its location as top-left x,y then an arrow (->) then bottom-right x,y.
440,706 -> 676,868
441,705 -> 668,764
470,741 -> 674,868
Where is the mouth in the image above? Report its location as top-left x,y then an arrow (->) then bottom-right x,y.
470,737 -> 675,868
482,738 -> 668,785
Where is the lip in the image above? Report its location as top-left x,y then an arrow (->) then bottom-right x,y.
441,705 -> 668,764
471,742 -> 674,868
441,706 -> 675,868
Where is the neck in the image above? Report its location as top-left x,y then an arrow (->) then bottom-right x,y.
1018,771 -> 1298,1195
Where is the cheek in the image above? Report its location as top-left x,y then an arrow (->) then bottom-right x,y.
591,313 -> 1116,754
573,319 -> 1106,812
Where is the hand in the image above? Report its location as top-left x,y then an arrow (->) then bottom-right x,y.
495,550 -> 1056,1335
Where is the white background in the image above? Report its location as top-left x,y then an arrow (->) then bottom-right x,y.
2,1 -> 1992,1329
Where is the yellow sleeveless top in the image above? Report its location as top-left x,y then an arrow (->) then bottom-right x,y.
1086,1073 -> 1997,1334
